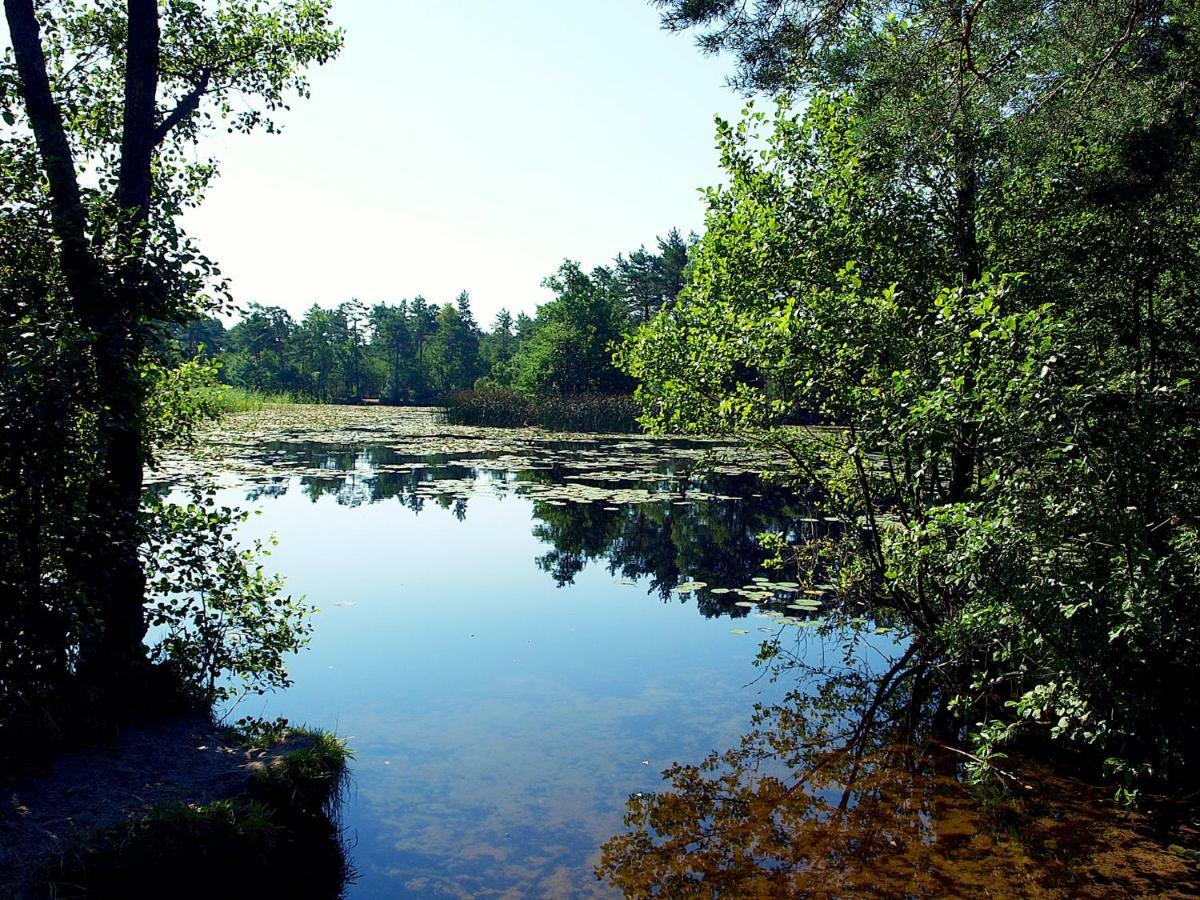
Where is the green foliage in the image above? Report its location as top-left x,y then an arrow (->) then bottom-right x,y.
613,228 -> 692,325
208,294 -> 485,404
428,294 -> 483,395
0,250 -> 96,760
621,14 -> 1200,796
142,488 -> 315,706
141,354 -> 225,456
192,250 -> 672,406
1,0 -> 341,738
504,260 -> 633,396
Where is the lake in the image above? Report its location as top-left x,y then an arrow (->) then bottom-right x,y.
154,406 -> 1196,898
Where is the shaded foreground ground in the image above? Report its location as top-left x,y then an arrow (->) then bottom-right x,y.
0,716 -> 338,898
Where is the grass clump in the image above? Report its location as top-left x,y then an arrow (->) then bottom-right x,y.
442,387 -> 642,432
252,728 -> 353,818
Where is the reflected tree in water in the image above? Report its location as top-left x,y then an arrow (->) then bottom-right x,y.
530,477 -> 812,615
216,442 -> 826,616
596,628 -> 1192,898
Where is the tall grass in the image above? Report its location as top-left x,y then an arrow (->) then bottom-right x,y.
215,385 -> 300,414
442,388 -> 642,433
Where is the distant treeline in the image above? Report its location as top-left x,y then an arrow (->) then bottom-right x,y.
174,230 -> 689,405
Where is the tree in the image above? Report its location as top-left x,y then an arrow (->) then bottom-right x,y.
510,260 -> 632,396
336,299 -> 369,399
370,301 -> 414,403
171,316 -> 226,359
2,0 -> 340,696
480,307 -> 517,377
408,295 -> 436,400
427,299 -> 480,395
292,305 -> 337,400
654,0 -> 1193,500
614,228 -> 691,324
224,303 -> 296,392
629,1 -> 1200,791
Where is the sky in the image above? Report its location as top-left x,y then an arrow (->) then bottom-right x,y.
181,0 -> 748,326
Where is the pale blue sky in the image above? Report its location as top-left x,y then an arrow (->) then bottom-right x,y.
183,0 -> 747,326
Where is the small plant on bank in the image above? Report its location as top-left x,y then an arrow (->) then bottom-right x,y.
252,729 -> 354,818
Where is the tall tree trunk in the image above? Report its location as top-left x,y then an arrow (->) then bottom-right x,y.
88,0 -> 160,680
947,0 -> 983,503
947,122 -> 982,502
5,0 -> 161,699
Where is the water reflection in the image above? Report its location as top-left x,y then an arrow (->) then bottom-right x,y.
596,629 -> 1197,898
154,423 -> 1196,897
225,440 -> 829,618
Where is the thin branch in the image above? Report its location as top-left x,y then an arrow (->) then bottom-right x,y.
153,68 -> 211,145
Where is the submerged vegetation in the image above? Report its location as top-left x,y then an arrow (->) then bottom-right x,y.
597,624 -> 1200,897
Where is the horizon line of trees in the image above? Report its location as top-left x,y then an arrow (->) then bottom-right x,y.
173,230 -> 691,404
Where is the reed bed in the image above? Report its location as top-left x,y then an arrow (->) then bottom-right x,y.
441,388 -> 642,433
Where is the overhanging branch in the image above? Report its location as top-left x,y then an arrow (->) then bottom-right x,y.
153,68 -> 212,145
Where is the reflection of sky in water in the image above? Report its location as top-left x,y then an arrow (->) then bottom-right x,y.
147,413 -> 1191,897
177,443 -> 833,899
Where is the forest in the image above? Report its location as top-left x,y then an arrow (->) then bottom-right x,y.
3,0 -> 1200,895
174,232 -> 688,405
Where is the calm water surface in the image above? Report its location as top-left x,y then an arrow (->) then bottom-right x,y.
166,415 -> 838,898
160,409 -> 1195,898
